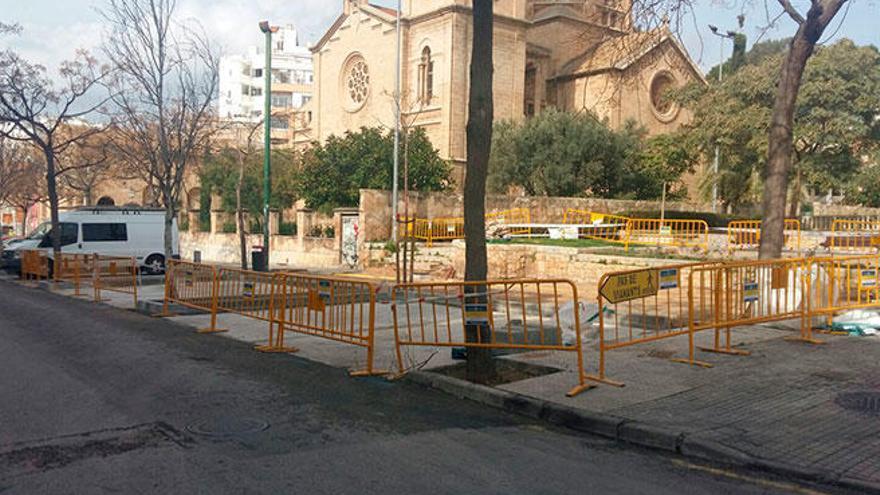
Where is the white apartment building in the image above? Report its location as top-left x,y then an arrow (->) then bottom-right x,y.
218,24 -> 312,138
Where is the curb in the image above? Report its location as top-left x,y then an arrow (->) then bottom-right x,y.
406,370 -> 880,494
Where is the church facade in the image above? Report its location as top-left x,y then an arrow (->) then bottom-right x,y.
305,0 -> 705,179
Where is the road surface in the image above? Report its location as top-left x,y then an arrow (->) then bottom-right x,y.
0,279 -> 846,494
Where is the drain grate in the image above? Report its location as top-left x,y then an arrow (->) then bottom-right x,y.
186,417 -> 269,437
835,391 -> 880,416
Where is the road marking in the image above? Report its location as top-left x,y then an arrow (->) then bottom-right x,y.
670,459 -> 830,495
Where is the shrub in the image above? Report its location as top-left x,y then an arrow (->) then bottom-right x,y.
279,222 -> 297,236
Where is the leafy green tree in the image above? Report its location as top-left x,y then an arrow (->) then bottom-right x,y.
488,109 -> 687,200
680,38 -> 880,213
297,126 -> 451,212
200,147 -> 298,231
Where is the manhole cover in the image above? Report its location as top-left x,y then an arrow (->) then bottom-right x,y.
186,417 -> 270,437
835,391 -> 880,416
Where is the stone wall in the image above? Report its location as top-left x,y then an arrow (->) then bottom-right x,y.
363,240 -> 678,300
358,188 -> 708,241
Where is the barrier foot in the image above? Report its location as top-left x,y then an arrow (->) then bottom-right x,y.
350,368 -> 391,377
584,374 -> 626,387
784,336 -> 826,345
670,358 -> 713,368
814,329 -> 846,336
566,383 -> 596,397
151,312 -> 178,318
698,346 -> 751,356
197,327 -> 229,334
254,344 -> 298,353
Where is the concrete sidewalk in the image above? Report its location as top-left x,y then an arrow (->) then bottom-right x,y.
19,273 -> 880,492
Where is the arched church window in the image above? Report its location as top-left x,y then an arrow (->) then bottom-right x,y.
418,47 -> 434,104
341,54 -> 370,112
96,196 -> 115,206
650,71 -> 679,122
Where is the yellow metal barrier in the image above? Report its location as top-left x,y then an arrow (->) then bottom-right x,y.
804,254 -> 880,331
53,253 -> 93,297
829,219 -> 880,252
93,254 -> 139,308
562,209 -> 631,245
625,218 -> 709,252
676,257 -> 815,368
400,208 -> 531,246
391,279 -> 592,397
727,219 -> 801,252
270,273 -> 382,376
20,250 -> 49,282
587,262 -> 718,386
159,260 -> 223,333
215,267 -> 285,343
486,207 -> 531,235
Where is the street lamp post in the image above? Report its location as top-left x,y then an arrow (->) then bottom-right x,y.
391,0 -> 401,243
259,21 -> 278,270
709,25 -> 737,214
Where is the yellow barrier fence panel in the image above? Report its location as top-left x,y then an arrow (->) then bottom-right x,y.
562,209 -> 631,245
93,254 -> 139,308
53,253 -> 93,297
429,217 -> 464,245
276,274 -> 382,376
391,279 -> 592,397
486,208 -> 531,235
830,219 -> 880,252
674,257 -> 814,368
20,250 -> 49,282
214,267 -> 289,341
626,218 -> 710,252
588,262 -> 718,386
727,219 -> 801,252
804,254 -> 880,338
159,260 -> 220,333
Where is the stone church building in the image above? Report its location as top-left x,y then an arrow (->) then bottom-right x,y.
306,0 -> 705,179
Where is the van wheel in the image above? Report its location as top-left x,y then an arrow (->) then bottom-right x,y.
144,254 -> 165,275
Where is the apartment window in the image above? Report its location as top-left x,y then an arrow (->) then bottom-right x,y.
82,223 -> 128,242
270,116 -> 289,129
271,93 -> 292,108
418,47 -> 434,103
251,87 -> 262,96
254,68 -> 263,78
302,95 -> 312,105
241,84 -> 249,95
272,69 -> 291,84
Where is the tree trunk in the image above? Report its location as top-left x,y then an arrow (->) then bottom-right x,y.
464,0 -> 496,384
758,0 -> 847,258
44,146 -> 61,256
236,149 -> 247,270
163,186 -> 175,260
20,206 -> 28,237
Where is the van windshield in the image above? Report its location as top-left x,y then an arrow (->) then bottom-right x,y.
26,223 -> 50,240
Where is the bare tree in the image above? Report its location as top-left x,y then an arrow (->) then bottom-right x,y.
230,120 -> 264,269
4,153 -> 46,236
59,132 -> 113,205
758,0 -> 849,258
464,0 -> 496,383
102,0 -> 219,262
0,49 -> 110,254
0,136 -> 29,207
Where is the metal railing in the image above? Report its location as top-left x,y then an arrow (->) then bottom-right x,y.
391,279 -> 592,397
727,219 -> 801,252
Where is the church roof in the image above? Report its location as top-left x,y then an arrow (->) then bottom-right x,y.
369,3 -> 398,17
559,30 -> 706,83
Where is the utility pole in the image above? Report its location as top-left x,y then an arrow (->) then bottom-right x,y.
709,25 -> 736,214
259,21 -> 278,270
391,0 -> 401,243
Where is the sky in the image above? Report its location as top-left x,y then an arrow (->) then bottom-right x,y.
3,0 -> 879,77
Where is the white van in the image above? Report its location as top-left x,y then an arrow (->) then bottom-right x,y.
1,207 -> 179,274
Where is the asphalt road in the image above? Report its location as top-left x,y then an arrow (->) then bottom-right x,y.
0,279 -> 844,494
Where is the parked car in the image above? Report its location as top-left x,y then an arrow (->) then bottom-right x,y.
1,207 -> 178,275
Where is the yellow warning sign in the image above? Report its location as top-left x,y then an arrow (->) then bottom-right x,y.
600,269 -> 658,304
